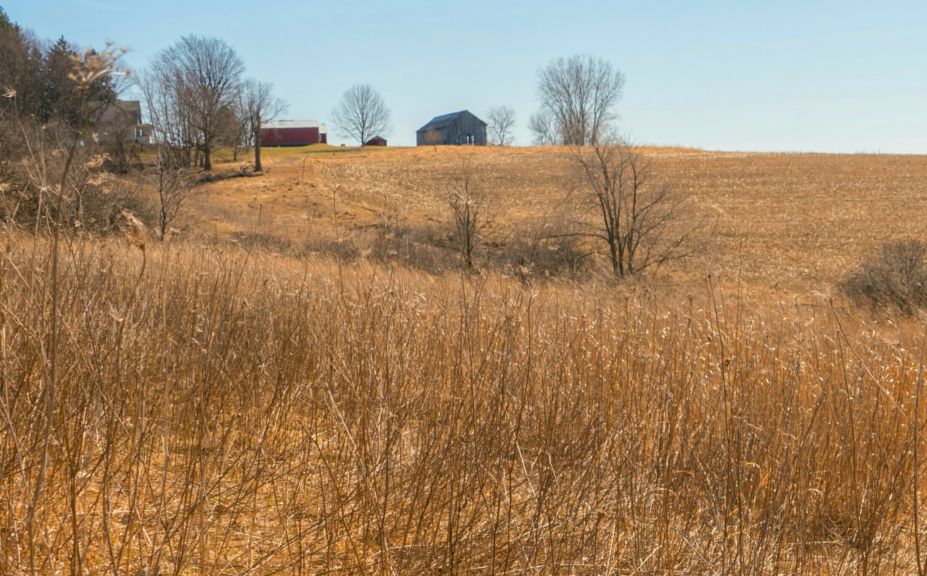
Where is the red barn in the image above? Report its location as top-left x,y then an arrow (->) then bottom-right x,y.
365,136 -> 388,146
261,120 -> 328,147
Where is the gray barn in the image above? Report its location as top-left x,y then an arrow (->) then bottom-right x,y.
416,110 -> 488,146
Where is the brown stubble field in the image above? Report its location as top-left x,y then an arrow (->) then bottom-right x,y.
3,145 -> 927,574
188,146 -> 927,294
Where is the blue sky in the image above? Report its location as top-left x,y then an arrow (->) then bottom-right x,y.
4,0 -> 925,152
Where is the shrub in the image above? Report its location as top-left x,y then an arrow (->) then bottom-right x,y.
229,231 -> 292,253
842,239 -> 927,315
498,234 -> 593,282
297,235 -> 360,261
367,223 -> 458,274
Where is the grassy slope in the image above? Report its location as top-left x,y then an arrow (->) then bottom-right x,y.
189,145 -> 927,294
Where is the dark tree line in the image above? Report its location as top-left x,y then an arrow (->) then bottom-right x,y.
2,6 -> 286,174
0,8 -> 129,230
1,6 -> 287,240
0,10 -> 117,127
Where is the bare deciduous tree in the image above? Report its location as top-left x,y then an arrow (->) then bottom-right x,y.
571,138 -> 687,277
332,84 -> 391,145
538,55 -> 624,145
136,62 -> 196,167
150,36 -> 244,170
138,58 -> 199,239
487,105 -> 516,146
240,79 -> 286,173
447,163 -> 487,269
528,110 -> 556,146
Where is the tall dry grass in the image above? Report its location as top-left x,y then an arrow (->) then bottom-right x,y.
1,232 -> 925,575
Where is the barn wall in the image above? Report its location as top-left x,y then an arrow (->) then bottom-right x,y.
261,127 -> 322,147
454,113 -> 487,146
417,127 -> 448,146
416,112 -> 487,146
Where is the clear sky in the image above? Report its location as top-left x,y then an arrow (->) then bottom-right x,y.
3,0 -> 925,152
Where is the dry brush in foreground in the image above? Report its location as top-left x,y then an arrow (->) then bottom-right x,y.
0,236 -> 925,575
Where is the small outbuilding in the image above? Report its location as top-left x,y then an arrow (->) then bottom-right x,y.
261,120 -> 328,147
365,136 -> 388,147
416,110 -> 487,146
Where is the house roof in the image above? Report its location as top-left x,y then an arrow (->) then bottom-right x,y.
264,119 -> 328,133
116,100 -> 141,114
97,99 -> 143,126
416,110 -> 486,133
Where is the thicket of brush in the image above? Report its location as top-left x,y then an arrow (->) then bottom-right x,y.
843,239 -> 927,316
1,232 -> 925,575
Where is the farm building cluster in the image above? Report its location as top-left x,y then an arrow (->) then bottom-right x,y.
114,102 -> 490,149
257,110 -> 488,148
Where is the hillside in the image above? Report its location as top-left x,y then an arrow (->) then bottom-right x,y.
186,146 -> 927,294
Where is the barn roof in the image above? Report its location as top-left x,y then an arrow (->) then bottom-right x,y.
416,110 -> 486,133
264,119 -> 328,133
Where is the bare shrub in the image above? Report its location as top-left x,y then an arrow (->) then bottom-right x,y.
367,223 -> 458,273
82,183 -> 155,233
500,233 -> 593,281
298,235 -> 360,261
842,239 -> 927,315
447,163 -> 487,269
229,230 -> 292,253
144,150 -> 195,240
194,165 -> 256,184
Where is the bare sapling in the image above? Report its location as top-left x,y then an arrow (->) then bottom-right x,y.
447,162 -> 487,270
147,145 -> 194,240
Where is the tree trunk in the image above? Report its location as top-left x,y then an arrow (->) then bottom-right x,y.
254,117 -> 263,173
203,145 -> 212,171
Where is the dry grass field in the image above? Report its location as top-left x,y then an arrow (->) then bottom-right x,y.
187,146 -> 927,294
2,145 -> 927,574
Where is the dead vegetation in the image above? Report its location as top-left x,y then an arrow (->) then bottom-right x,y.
843,239 -> 927,315
171,145 -> 927,296
1,235 -> 926,574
